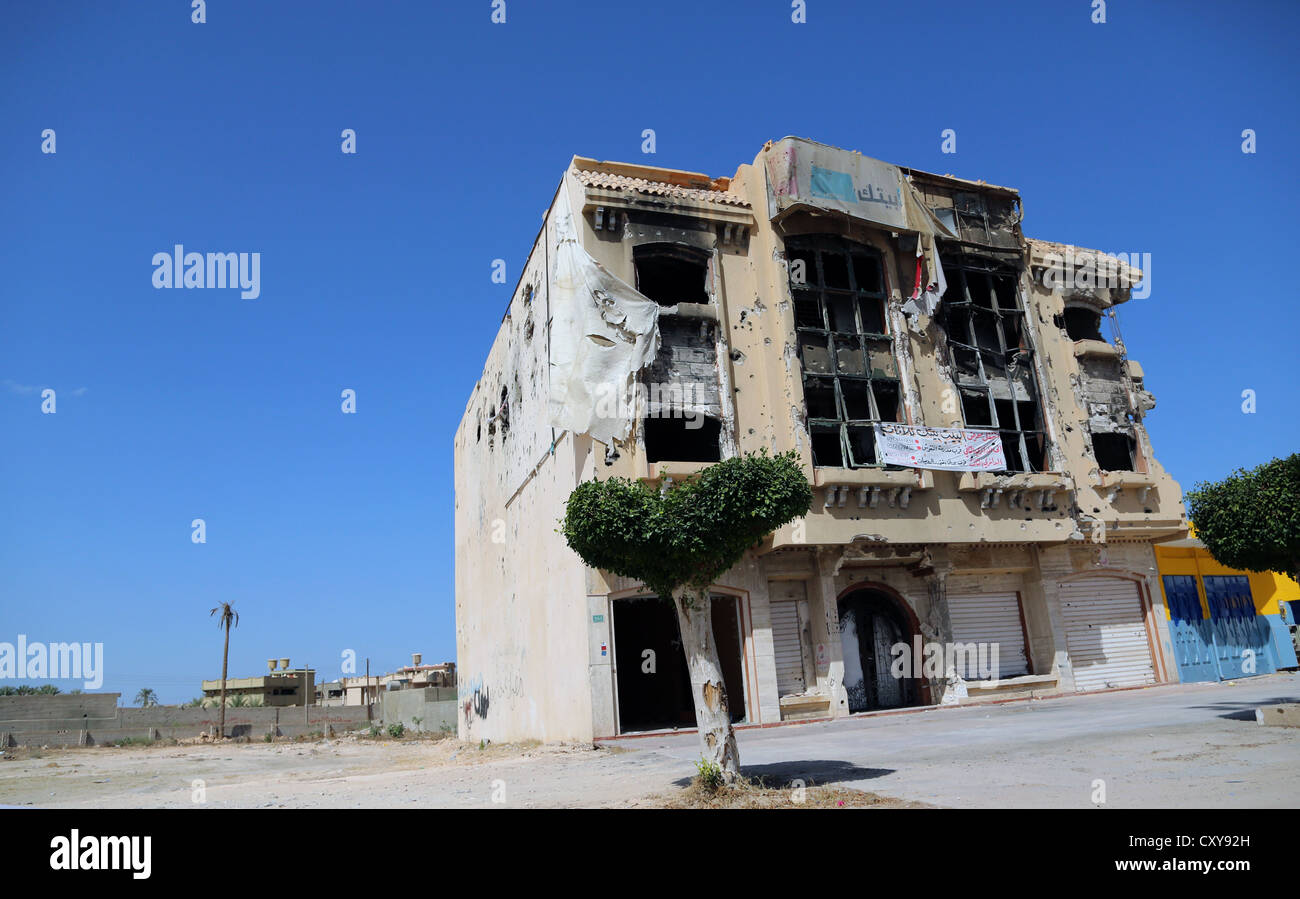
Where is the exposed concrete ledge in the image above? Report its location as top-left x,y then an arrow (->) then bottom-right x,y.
1097,469 -> 1159,504
956,472 -> 1071,515
963,673 -> 1061,702
1072,338 -> 1120,359
813,467 -> 931,489
966,673 -> 1058,691
957,471 -> 1070,492
643,460 -> 712,482
1099,470 -> 1157,488
779,693 -> 833,722
661,302 -> 717,321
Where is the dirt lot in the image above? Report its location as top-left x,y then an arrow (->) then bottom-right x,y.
0,736 -> 685,809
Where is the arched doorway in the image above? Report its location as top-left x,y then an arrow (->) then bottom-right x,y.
838,589 -> 918,712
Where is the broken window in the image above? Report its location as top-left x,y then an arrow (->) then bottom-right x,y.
633,244 -> 709,307
939,253 -> 1047,473
1091,431 -> 1135,472
1063,305 -> 1104,342
644,415 -> 722,464
787,235 -> 901,468
634,242 -> 725,463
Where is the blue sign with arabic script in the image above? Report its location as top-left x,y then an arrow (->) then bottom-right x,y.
810,165 -> 858,204
766,137 -> 910,230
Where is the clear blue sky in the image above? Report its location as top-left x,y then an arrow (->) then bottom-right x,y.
2,1 -> 1296,703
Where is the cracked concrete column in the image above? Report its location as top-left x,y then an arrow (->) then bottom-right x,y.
813,549 -> 851,717
916,548 -> 956,704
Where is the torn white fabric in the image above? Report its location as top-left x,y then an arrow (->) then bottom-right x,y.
547,177 -> 660,444
901,236 -> 947,320
900,177 -> 955,323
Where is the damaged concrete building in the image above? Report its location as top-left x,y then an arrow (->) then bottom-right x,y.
454,137 -> 1186,742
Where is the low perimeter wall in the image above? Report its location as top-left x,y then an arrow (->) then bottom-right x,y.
380,687 -> 457,732
0,694 -> 376,747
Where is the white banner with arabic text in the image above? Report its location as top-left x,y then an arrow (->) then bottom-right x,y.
873,423 -> 1007,472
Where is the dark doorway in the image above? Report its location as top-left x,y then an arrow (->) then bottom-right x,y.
838,590 -> 918,713
613,595 -> 747,733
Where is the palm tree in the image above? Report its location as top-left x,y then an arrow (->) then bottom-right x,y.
134,688 -> 158,708
209,602 -> 239,738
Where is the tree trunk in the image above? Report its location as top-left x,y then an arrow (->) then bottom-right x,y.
218,625 -> 229,739
671,585 -> 740,782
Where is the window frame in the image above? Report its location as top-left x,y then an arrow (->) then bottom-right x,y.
939,252 -> 1048,474
787,235 -> 902,469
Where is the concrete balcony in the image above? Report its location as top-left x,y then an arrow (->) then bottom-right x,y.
956,471 -> 1072,511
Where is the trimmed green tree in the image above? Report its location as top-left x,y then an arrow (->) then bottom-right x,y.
562,449 -> 812,781
1185,453 -> 1300,581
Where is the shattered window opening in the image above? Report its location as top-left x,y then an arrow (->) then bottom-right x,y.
787,235 -> 900,469
1063,305 -> 1104,342
636,243 -> 724,463
940,253 -> 1047,473
643,415 -> 723,464
1092,431 -> 1136,472
633,243 -> 709,307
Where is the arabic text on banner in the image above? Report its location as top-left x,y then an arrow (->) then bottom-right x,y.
873,422 -> 1007,472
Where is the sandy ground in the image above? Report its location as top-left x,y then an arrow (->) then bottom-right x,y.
0,738 -> 673,809
3,673 -> 1298,809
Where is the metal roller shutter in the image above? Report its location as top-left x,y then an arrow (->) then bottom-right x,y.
1061,577 -> 1155,691
769,588 -> 806,697
947,592 -> 1030,680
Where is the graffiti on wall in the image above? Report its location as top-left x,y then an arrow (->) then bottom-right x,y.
461,674 -> 490,722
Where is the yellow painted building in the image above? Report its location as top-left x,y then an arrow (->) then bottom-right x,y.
1156,539 -> 1299,618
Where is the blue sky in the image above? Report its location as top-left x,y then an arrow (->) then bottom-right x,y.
2,0 -> 1296,703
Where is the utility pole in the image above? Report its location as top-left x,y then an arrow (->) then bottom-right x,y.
304,663 -> 310,726
365,657 -> 371,721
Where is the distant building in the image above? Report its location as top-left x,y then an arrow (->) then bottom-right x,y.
201,657 -> 315,707
381,655 -> 456,691
315,680 -> 345,706
340,675 -> 382,707
339,655 -> 456,706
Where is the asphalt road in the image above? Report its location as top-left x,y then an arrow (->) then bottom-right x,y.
609,672 -> 1300,808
